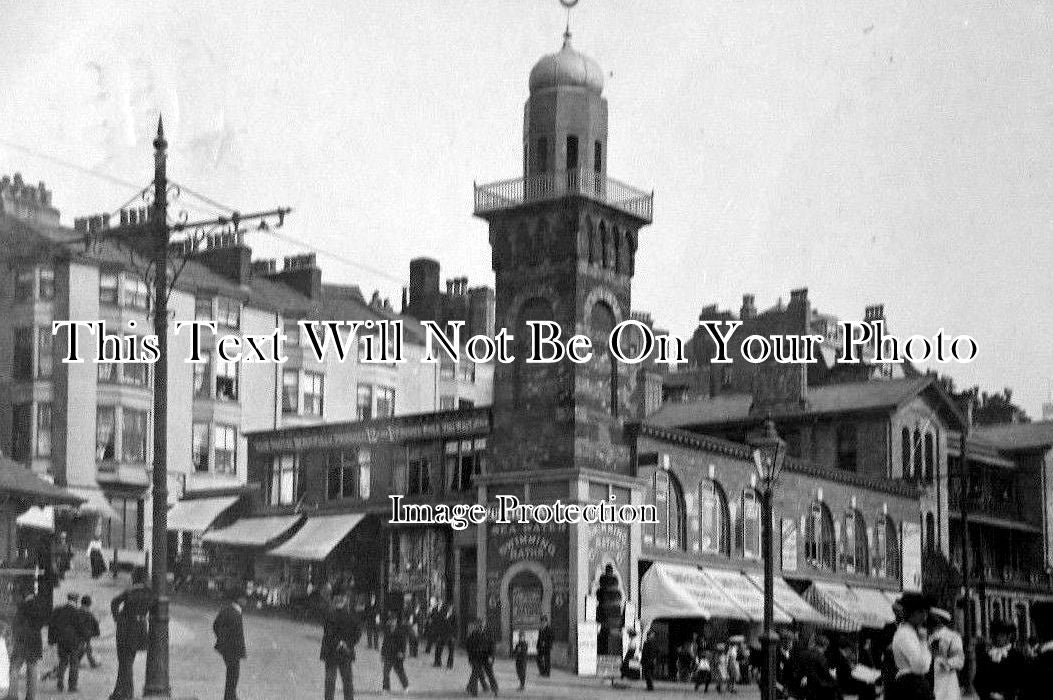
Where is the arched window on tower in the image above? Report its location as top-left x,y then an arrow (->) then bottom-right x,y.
843,509 -> 869,575
613,229 -> 621,274
513,298 -> 554,409
589,301 -> 619,418
587,220 -> 595,266
736,490 -> 762,559
698,479 -> 730,556
875,515 -> 901,581
600,223 -> 610,269
924,433 -> 935,483
805,501 -> 835,571
902,427 -> 912,479
913,428 -> 923,481
536,137 -> 548,174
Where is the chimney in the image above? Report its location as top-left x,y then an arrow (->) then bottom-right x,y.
468,286 -> 495,337
191,231 -> 253,285
864,304 -> 885,322
268,253 -> 322,299
251,259 -> 277,276
740,294 -> 756,320
788,287 -> 808,307
445,279 -> 454,295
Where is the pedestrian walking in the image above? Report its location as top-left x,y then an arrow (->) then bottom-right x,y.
796,634 -> 838,700
513,630 -> 529,691
7,590 -> 47,700
465,619 -> 497,697
213,592 -> 247,700
535,615 -> 552,678
975,619 -> 1025,700
929,608 -> 964,700
87,540 -> 106,580
726,639 -> 740,693
888,592 -> 934,700
364,594 -> 380,650
380,614 -> 409,693
320,592 -> 361,700
423,598 -> 439,655
48,593 -> 91,693
641,629 -> 659,692
78,596 -> 101,670
109,566 -> 157,700
406,604 -> 421,658
692,644 -> 712,692
432,603 -> 456,669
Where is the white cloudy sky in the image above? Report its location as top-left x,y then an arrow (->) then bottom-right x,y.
1,1 -> 1051,416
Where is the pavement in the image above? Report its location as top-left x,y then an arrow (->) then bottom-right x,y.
22,567 -> 762,700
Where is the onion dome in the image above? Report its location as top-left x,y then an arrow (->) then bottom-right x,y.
528,30 -> 604,95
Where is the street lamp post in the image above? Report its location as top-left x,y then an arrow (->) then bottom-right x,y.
751,418 -> 787,700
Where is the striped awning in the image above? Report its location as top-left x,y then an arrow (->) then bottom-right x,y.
641,562 -> 751,633
744,573 -> 828,626
849,586 -> 897,627
702,568 -> 792,624
803,582 -> 862,632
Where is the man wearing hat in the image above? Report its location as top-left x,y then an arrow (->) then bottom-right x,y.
47,592 -> 93,693
975,619 -> 1025,700
888,592 -> 934,700
929,608 -> 964,700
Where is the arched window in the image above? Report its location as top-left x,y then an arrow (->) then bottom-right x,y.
698,479 -> 730,556
736,490 -> 762,559
843,510 -> 869,575
587,222 -> 595,266
804,502 -> 836,571
513,298 -> 554,408
613,229 -> 621,274
901,427 -> 912,479
653,470 -> 686,551
924,433 -> 934,483
589,301 -> 619,418
600,223 -> 610,269
925,512 -> 936,551
913,428 -> 923,481
875,515 -> 901,581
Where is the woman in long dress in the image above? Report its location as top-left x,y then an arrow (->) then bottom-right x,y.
929,608 -> 964,700
88,539 -> 106,579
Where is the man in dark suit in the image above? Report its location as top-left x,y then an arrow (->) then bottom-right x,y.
380,614 -> 409,693
8,589 -> 48,699
49,592 -> 91,693
213,593 -> 247,700
320,593 -> 361,700
465,619 -> 498,697
109,567 -> 157,700
536,615 -> 553,678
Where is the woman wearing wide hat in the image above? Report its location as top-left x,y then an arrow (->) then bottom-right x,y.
888,592 -> 935,700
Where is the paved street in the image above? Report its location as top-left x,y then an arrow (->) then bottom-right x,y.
25,569 -> 761,700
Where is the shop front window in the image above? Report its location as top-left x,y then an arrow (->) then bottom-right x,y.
407,445 -> 432,495
269,454 -> 298,505
444,438 -> 485,493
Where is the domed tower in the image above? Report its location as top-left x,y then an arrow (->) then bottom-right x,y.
473,30 -> 652,665
474,30 -> 653,477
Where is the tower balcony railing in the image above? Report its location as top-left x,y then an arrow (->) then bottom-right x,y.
474,169 -> 653,222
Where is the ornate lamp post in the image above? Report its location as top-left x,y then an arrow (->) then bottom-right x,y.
751,417 -> 787,700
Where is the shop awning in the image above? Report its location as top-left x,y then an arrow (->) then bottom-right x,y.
16,506 -> 54,531
849,586 -> 897,628
202,515 -> 302,548
882,590 -> 902,608
65,487 -> 122,521
744,573 -> 828,626
166,496 -> 239,534
267,513 -> 365,561
641,562 -> 750,633
701,568 -> 792,624
0,461 -> 82,506
804,581 -> 893,631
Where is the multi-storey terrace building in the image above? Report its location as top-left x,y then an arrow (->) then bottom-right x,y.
0,180 -> 493,563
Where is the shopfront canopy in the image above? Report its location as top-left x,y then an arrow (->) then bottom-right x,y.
744,573 -> 828,626
166,496 -> 239,534
267,513 -> 365,561
804,581 -> 895,632
202,515 -> 302,548
0,460 -> 82,507
65,487 -> 122,521
848,586 -> 897,628
16,506 -> 54,531
641,562 -> 750,633
701,567 -> 792,624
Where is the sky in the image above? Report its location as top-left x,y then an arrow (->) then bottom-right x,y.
1,0 -> 1051,417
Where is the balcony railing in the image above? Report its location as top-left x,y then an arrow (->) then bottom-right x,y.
948,484 -> 1030,524
474,169 -> 653,222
